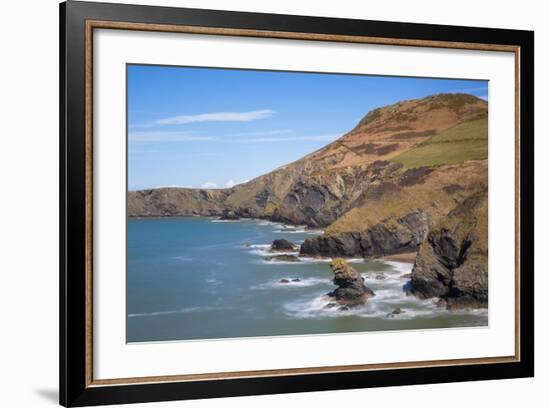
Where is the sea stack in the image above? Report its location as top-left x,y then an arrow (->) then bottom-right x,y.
328,258 -> 375,307
270,239 -> 298,252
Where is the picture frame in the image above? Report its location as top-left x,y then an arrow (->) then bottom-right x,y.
59,0 -> 534,406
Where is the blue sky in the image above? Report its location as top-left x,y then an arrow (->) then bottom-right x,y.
127,65 -> 488,191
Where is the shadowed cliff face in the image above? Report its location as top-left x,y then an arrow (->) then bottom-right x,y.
410,192 -> 488,309
128,93 -> 488,307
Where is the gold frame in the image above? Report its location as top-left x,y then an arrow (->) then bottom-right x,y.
84,20 -> 521,388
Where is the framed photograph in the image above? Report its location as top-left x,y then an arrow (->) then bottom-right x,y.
60,1 -> 534,406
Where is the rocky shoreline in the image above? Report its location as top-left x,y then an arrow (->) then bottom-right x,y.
264,230 -> 487,311
128,94 -> 489,311
132,208 -> 487,311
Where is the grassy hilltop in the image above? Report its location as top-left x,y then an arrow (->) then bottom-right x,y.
128,93 -> 489,308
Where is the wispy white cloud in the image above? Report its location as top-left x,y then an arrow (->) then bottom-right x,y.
155,109 -> 275,125
224,180 -> 236,188
233,134 -> 338,143
201,181 -> 218,189
229,129 -> 293,137
129,131 -> 215,144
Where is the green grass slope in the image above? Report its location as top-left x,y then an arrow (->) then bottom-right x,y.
390,117 -> 488,170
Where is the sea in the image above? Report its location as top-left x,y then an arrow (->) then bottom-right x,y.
127,217 -> 488,342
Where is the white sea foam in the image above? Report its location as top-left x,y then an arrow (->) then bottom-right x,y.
284,293 -> 387,319
243,244 -> 271,256
383,260 -> 414,274
273,229 -> 306,234
128,306 -> 215,318
294,256 -> 329,263
172,256 -> 193,262
255,220 -> 283,228
274,228 -> 324,235
244,243 -> 303,259
283,282 -> 487,321
251,277 -> 330,290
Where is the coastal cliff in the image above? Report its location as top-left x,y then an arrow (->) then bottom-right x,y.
128,93 -> 489,308
410,191 -> 488,309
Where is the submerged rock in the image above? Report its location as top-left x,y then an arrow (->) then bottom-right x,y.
279,278 -> 301,284
386,308 -> 405,318
265,254 -> 300,262
271,239 -> 298,252
327,258 -> 375,307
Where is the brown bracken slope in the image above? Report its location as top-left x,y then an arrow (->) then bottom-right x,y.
128,93 -> 489,308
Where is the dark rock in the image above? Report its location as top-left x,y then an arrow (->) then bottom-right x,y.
442,184 -> 465,195
410,192 -> 488,309
271,165 -> 372,227
398,167 -> 433,187
265,254 -> 300,262
327,258 -> 375,307
279,279 -> 290,284
392,129 -> 437,140
300,209 -> 432,258
219,211 -> 240,220
375,143 -> 400,155
386,308 -> 405,318
271,239 -> 298,252
291,278 -> 301,282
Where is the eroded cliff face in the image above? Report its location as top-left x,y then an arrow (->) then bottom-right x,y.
409,192 -> 488,309
299,159 -> 487,258
128,93 -> 489,308
300,209 -> 432,257
128,93 -> 487,226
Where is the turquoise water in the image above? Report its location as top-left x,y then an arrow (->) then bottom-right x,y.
127,218 -> 488,342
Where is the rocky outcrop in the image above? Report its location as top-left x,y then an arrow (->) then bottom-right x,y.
270,239 -> 298,252
265,254 -> 300,262
410,192 -> 488,309
280,278 -> 302,283
219,211 -> 240,220
128,188 -> 228,217
269,165 -> 373,227
327,258 -> 375,307
300,209 -> 432,257
386,308 -> 405,318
